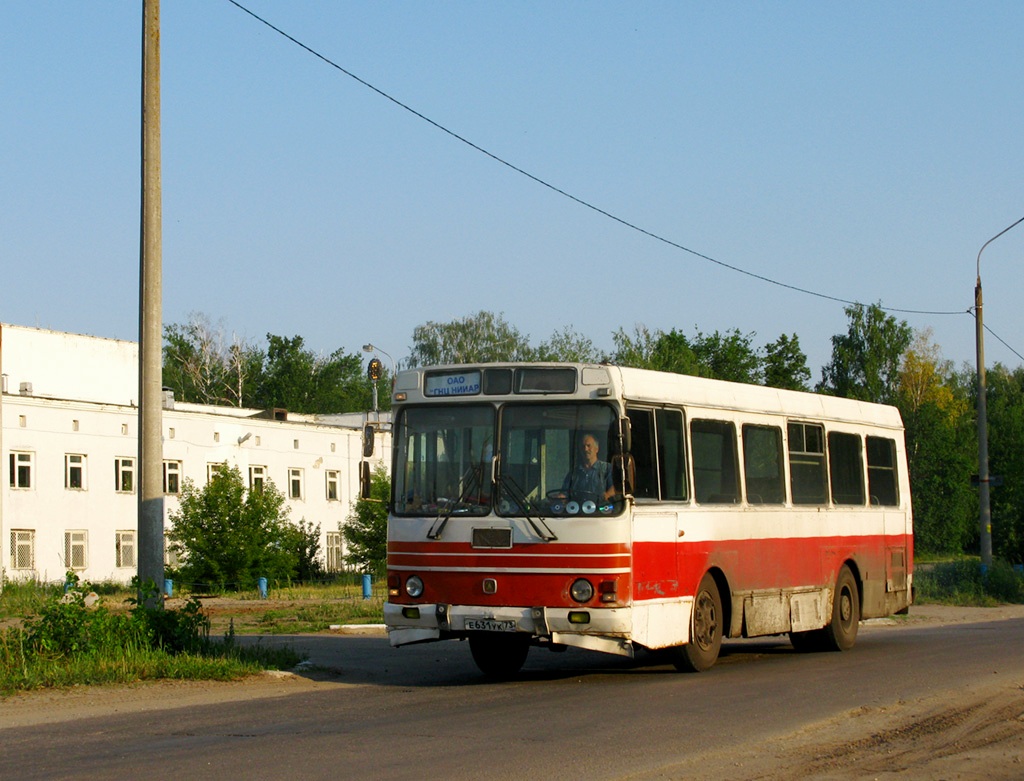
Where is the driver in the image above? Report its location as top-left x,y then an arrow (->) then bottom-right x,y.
561,433 -> 614,503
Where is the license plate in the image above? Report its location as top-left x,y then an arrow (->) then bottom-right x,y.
465,618 -> 517,632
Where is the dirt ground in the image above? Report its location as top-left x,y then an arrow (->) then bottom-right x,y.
3,603 -> 1024,779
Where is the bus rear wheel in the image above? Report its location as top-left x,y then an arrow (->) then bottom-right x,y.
789,565 -> 860,653
673,573 -> 723,673
469,633 -> 530,679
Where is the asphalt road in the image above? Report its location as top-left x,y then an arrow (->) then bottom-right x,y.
5,616 -> 1024,781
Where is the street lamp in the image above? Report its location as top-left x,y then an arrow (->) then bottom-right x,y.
974,215 -> 1024,569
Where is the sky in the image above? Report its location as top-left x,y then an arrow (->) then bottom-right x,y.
3,2 -> 1023,378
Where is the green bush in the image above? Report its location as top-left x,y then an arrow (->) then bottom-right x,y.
915,559 -> 1024,605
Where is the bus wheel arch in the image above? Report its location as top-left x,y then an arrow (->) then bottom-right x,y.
672,570 -> 726,673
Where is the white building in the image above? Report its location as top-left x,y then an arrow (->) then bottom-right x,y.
1,324 -> 389,585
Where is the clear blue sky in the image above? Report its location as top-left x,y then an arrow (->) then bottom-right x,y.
3,2 -> 1022,377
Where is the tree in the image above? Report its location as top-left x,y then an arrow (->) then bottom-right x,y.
985,365 -> 1024,563
610,324 -> 663,369
535,325 -> 602,363
762,333 -> 811,391
253,334 -> 371,414
408,311 -> 534,367
342,464 -> 390,576
896,330 -> 975,555
167,465 -> 298,589
818,303 -> 912,404
163,313 -> 260,407
690,329 -> 761,384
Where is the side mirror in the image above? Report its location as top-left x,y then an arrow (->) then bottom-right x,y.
612,454 -> 635,496
362,424 -> 375,458
617,417 -> 632,455
358,460 -> 372,500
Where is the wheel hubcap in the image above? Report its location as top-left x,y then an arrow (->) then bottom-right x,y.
694,591 -> 718,650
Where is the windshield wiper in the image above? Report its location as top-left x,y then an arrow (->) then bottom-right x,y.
426,462 -> 485,540
497,468 -> 557,542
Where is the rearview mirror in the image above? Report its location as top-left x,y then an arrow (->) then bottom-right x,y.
358,460 -> 372,500
362,424 -> 375,458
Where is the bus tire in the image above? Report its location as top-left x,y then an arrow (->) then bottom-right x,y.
673,573 -> 723,673
822,565 -> 860,651
789,566 -> 860,653
469,633 -> 530,679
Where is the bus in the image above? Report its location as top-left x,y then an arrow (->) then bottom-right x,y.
373,362 -> 912,677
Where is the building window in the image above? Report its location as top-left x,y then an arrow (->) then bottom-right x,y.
163,460 -> 182,494
72,419 -> 80,432
64,530 -> 88,570
115,457 -> 135,493
326,470 -> 339,501
207,462 -> 226,483
288,468 -> 303,500
116,531 -> 137,568
249,465 -> 266,492
65,453 -> 87,490
165,541 -> 180,569
326,532 -> 343,572
10,530 -> 35,570
9,451 -> 33,489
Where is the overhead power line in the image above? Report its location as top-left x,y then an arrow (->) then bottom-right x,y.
226,0 -> 971,322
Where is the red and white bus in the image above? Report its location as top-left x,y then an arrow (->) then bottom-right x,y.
378,363 -> 912,676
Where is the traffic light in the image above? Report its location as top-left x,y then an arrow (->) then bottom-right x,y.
367,357 -> 384,381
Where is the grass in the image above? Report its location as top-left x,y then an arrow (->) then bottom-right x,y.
0,579 -> 303,697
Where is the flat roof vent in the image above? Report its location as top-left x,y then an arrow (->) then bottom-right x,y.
19,381 -> 33,396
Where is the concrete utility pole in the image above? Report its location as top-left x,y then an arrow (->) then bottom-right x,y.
138,0 -> 164,605
974,214 -> 1024,571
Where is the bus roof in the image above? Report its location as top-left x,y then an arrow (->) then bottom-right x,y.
395,362 -> 904,431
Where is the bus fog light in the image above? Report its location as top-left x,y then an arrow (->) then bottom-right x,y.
571,578 -> 594,603
402,607 -> 421,619
405,575 -> 424,598
568,611 -> 591,624
599,579 -> 617,603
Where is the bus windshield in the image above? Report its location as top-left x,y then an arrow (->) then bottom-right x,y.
394,405 -> 495,517
497,402 -> 624,517
393,401 -> 624,518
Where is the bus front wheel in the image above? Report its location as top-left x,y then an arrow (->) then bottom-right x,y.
673,573 -> 723,673
469,633 -> 530,679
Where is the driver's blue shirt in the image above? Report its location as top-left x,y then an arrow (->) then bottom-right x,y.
562,460 -> 612,499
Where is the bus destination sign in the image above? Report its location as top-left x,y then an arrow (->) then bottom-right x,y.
425,370 -> 482,397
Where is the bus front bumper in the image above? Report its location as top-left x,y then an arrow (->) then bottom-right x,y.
383,602 -> 634,657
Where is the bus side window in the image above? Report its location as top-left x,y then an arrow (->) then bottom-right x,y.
828,431 -> 866,505
743,424 -> 785,504
691,419 -> 739,504
788,422 -> 828,504
626,409 -> 658,498
866,436 -> 899,506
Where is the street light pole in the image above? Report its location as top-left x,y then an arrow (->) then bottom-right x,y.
974,215 -> 1024,570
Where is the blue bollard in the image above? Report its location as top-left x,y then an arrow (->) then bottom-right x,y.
164,579 -> 173,598
257,577 -> 268,599
362,573 -> 372,600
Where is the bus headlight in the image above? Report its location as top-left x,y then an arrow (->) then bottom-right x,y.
405,575 -> 424,598
570,578 -> 594,603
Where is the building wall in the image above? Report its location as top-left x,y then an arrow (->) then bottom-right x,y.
1,325 -> 390,585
